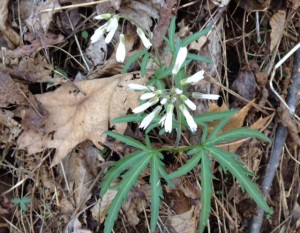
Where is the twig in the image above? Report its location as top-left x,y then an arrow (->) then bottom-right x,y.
250,35 -> 300,233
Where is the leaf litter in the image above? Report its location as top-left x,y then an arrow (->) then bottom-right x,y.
0,0 -> 299,233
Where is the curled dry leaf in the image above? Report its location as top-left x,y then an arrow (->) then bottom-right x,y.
17,73 -> 147,166
270,10 -> 286,52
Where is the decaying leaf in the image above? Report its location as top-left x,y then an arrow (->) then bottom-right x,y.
17,73 -> 147,166
270,10 -> 286,52
168,206 -> 198,233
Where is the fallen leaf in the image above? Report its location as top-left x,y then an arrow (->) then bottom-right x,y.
0,0 -> 20,47
168,206 -> 198,233
17,73 -> 147,166
123,196 -> 146,226
270,10 -> 286,52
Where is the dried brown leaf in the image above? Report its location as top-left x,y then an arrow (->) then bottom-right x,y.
168,206 -> 198,233
270,10 -> 286,52
17,73 -> 147,166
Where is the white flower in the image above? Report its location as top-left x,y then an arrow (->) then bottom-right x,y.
165,104 -> 174,133
175,88 -> 183,94
90,25 -> 106,44
132,97 -> 159,113
139,106 -> 162,129
160,97 -> 167,105
180,95 -> 196,110
136,28 -> 152,49
179,105 -> 197,132
172,47 -> 187,75
181,70 -> 205,85
159,115 -> 166,127
116,34 -> 126,63
94,13 -> 112,20
192,92 -> 220,100
105,17 -> 119,43
128,84 -> 155,91
140,90 -> 161,100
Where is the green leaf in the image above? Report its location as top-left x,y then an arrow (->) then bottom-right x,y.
141,53 -> 150,77
122,49 -> 147,73
208,147 -> 273,214
206,116 -> 232,141
194,110 -> 238,125
168,16 -> 176,51
104,156 -> 151,233
199,152 -> 213,233
187,53 -> 211,64
11,197 -> 32,211
81,30 -> 89,40
153,66 -> 172,80
181,28 -> 211,47
150,154 -> 163,231
100,151 -> 149,196
168,154 -> 201,179
112,114 -> 145,124
105,131 -> 147,150
206,128 -> 271,146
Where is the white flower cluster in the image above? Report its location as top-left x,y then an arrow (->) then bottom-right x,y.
91,14 -> 152,63
129,47 -> 220,133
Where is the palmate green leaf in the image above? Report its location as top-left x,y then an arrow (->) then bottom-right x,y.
208,147 -> 273,214
122,49 -> 147,73
112,114 -> 145,124
11,197 -> 32,211
181,28 -> 211,47
105,131 -> 147,150
194,110 -> 238,125
200,152 -> 213,233
207,115 -> 232,141
150,154 -> 163,232
206,127 -> 271,146
187,53 -> 211,64
168,16 -> 176,51
141,53 -> 151,77
168,154 -> 201,179
104,156 -> 151,233
100,151 -> 148,196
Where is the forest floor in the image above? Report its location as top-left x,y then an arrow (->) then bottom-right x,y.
0,0 -> 300,233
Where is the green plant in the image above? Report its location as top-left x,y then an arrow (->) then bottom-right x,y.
11,196 -> 32,211
93,15 -> 273,233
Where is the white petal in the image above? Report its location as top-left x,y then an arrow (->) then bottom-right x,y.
180,95 -> 196,110
90,25 -> 105,44
175,88 -> 183,94
105,17 -> 118,43
139,106 -> 162,129
132,97 -> 159,113
179,105 -> 197,132
160,97 -> 167,105
165,104 -> 174,133
159,115 -> 166,127
172,47 -> 187,75
128,84 -> 155,91
94,13 -> 112,20
136,28 -> 152,49
116,34 -> 126,63
192,92 -> 220,100
140,92 -> 156,100
181,70 -> 205,85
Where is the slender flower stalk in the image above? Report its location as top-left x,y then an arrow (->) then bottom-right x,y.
116,34 -> 126,63
165,104 -> 174,133
139,106 -> 162,129
128,84 -> 155,91
132,97 -> 159,113
192,92 -> 220,100
179,105 -> 197,132
180,95 -> 196,110
136,28 -> 152,49
180,70 -> 205,85
172,47 -> 187,74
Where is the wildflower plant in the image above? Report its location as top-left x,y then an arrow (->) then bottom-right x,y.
92,16 -> 273,233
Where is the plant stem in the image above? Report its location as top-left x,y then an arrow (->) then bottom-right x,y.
175,107 -> 182,147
